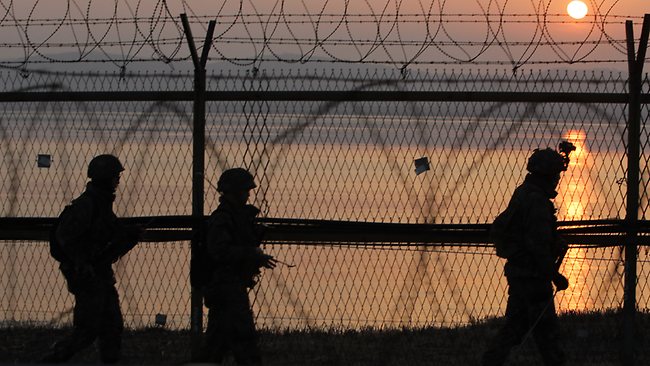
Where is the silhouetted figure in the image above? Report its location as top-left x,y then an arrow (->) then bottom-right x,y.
42,154 -> 141,364
199,168 -> 277,365
482,145 -> 574,366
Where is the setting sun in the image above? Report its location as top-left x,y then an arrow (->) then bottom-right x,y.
567,1 -> 588,19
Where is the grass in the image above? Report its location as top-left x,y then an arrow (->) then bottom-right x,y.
1,310 -> 647,365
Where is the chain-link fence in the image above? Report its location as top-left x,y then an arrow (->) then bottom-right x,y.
1,68 -> 648,364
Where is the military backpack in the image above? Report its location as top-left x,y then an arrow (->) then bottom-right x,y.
49,198 -> 95,264
489,199 -> 522,259
49,205 -> 74,263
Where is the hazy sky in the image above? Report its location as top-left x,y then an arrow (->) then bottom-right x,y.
1,0 -> 649,71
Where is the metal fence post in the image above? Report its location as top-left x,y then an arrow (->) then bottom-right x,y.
624,14 -> 650,366
180,13 -> 216,359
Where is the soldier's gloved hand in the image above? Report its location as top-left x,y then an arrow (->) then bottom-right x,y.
553,272 -> 569,291
260,254 -> 278,269
254,247 -> 277,269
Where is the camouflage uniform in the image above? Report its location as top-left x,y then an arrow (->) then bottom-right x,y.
43,182 -> 139,363
200,197 -> 266,364
482,173 -> 566,366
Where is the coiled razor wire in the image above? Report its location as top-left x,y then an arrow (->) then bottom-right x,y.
0,0 -> 643,73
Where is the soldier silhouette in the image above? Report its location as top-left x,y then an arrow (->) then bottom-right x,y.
482,143 -> 575,366
198,168 -> 277,364
42,154 -> 142,363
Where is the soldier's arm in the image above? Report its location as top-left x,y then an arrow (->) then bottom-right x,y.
521,195 -> 556,280
56,199 -> 94,266
95,215 -> 142,263
114,223 -> 142,256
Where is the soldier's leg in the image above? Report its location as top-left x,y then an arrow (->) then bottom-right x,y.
518,278 -> 565,366
482,281 -> 529,366
97,286 -> 124,364
201,282 -> 249,363
531,300 -> 565,366
229,286 -> 261,365
42,288 -> 104,362
201,302 -> 229,363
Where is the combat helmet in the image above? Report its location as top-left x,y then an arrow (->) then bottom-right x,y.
87,154 -> 124,181
526,148 -> 566,176
217,168 -> 256,192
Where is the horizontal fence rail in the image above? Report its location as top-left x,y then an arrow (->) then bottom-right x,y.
0,216 -> 646,246
0,90 -> 647,103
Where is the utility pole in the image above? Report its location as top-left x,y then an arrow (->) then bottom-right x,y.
180,13 -> 216,359
623,13 -> 649,366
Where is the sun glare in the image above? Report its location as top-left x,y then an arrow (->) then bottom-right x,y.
567,1 -> 588,20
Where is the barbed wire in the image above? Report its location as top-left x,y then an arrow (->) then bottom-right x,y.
0,0 -> 645,72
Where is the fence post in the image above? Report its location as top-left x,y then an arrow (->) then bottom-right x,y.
180,13 -> 216,360
623,14 -> 650,366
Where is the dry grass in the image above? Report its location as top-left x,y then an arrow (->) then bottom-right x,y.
1,310 -> 647,365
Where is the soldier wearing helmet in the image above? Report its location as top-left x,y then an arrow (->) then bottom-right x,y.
199,167 -> 277,364
482,144 -> 573,366
42,154 -> 142,364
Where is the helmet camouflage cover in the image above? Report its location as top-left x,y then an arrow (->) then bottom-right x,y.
217,168 -> 257,192
87,154 -> 124,181
526,148 -> 566,176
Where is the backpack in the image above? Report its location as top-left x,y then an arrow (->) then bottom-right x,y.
489,200 -> 521,259
191,206 -> 264,289
49,198 -> 95,264
190,212 -> 220,289
49,205 -> 74,263
190,241 -> 214,289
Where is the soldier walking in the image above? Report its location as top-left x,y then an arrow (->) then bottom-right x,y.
199,168 -> 277,364
482,145 -> 574,366
42,154 -> 142,364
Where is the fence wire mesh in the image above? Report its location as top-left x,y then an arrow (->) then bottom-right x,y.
0,69 -> 647,364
